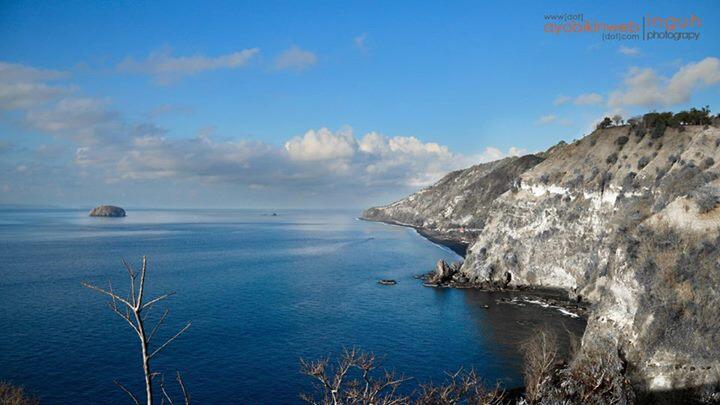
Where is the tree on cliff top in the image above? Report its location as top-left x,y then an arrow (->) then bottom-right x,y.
597,117 -> 613,130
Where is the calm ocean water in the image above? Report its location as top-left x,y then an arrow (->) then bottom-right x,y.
0,209 -> 585,403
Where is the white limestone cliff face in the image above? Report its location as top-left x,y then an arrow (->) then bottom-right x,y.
363,124 -> 720,394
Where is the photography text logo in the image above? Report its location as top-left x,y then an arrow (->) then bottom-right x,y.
544,13 -> 702,42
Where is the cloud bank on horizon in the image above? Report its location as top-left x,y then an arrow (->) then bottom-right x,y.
0,60 -> 524,207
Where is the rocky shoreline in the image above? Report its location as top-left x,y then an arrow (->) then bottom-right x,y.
364,217 -> 592,319
419,259 -> 590,318
358,217 -> 469,257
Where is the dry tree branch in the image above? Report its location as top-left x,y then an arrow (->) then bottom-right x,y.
81,282 -> 133,308
159,375 -> 174,405
300,348 -> 418,405
176,372 -> 190,405
114,380 -> 141,405
148,309 -> 170,344
82,256 -> 191,405
142,292 -> 176,311
149,322 -> 192,359
122,258 -> 137,307
300,348 -> 506,404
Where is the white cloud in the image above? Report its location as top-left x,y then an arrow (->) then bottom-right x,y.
573,92 -> 603,105
0,82 -> 68,110
357,131 -> 385,154
618,46 -> 640,56
476,147 -> 505,162
0,62 -> 70,110
283,128 -> 473,188
25,97 -> 122,143
356,132 -> 461,187
608,57 -> 720,107
118,48 -> 259,84
105,126 -> 470,191
508,146 -> 528,156
553,93 -> 603,106
274,46 -> 317,71
0,62 -> 68,82
285,127 -> 356,161
537,114 -> 572,126
554,57 -> 720,111
553,95 -> 571,106
472,146 -> 528,163
537,115 -> 556,124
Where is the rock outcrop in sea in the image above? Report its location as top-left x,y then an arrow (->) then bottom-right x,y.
363,120 -> 720,398
89,205 -> 126,217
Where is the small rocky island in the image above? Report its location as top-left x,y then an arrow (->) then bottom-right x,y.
89,205 -> 126,217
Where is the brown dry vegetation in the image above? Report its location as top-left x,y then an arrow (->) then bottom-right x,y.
0,382 -> 38,405
521,329 -> 558,402
520,333 -> 635,404
299,348 -> 505,405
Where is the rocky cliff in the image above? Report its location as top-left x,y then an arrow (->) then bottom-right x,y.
363,123 -> 720,397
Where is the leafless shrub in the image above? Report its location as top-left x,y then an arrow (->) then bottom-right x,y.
561,345 -> 635,404
521,328 -> 558,403
523,339 -> 635,404
82,256 -> 191,405
562,323 -> 581,361
300,348 -> 504,405
0,382 -> 38,405
417,369 -> 505,405
300,348 -> 410,405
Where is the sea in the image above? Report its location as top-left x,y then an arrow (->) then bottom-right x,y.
0,209 -> 585,403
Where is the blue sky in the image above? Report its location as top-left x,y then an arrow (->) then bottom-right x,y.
1,0 -> 719,208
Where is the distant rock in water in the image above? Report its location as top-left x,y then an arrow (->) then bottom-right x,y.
89,205 -> 126,217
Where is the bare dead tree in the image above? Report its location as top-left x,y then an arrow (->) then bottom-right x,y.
521,328 -> 558,403
82,256 -> 191,405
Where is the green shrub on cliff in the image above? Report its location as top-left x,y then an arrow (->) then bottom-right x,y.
597,117 -> 613,130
